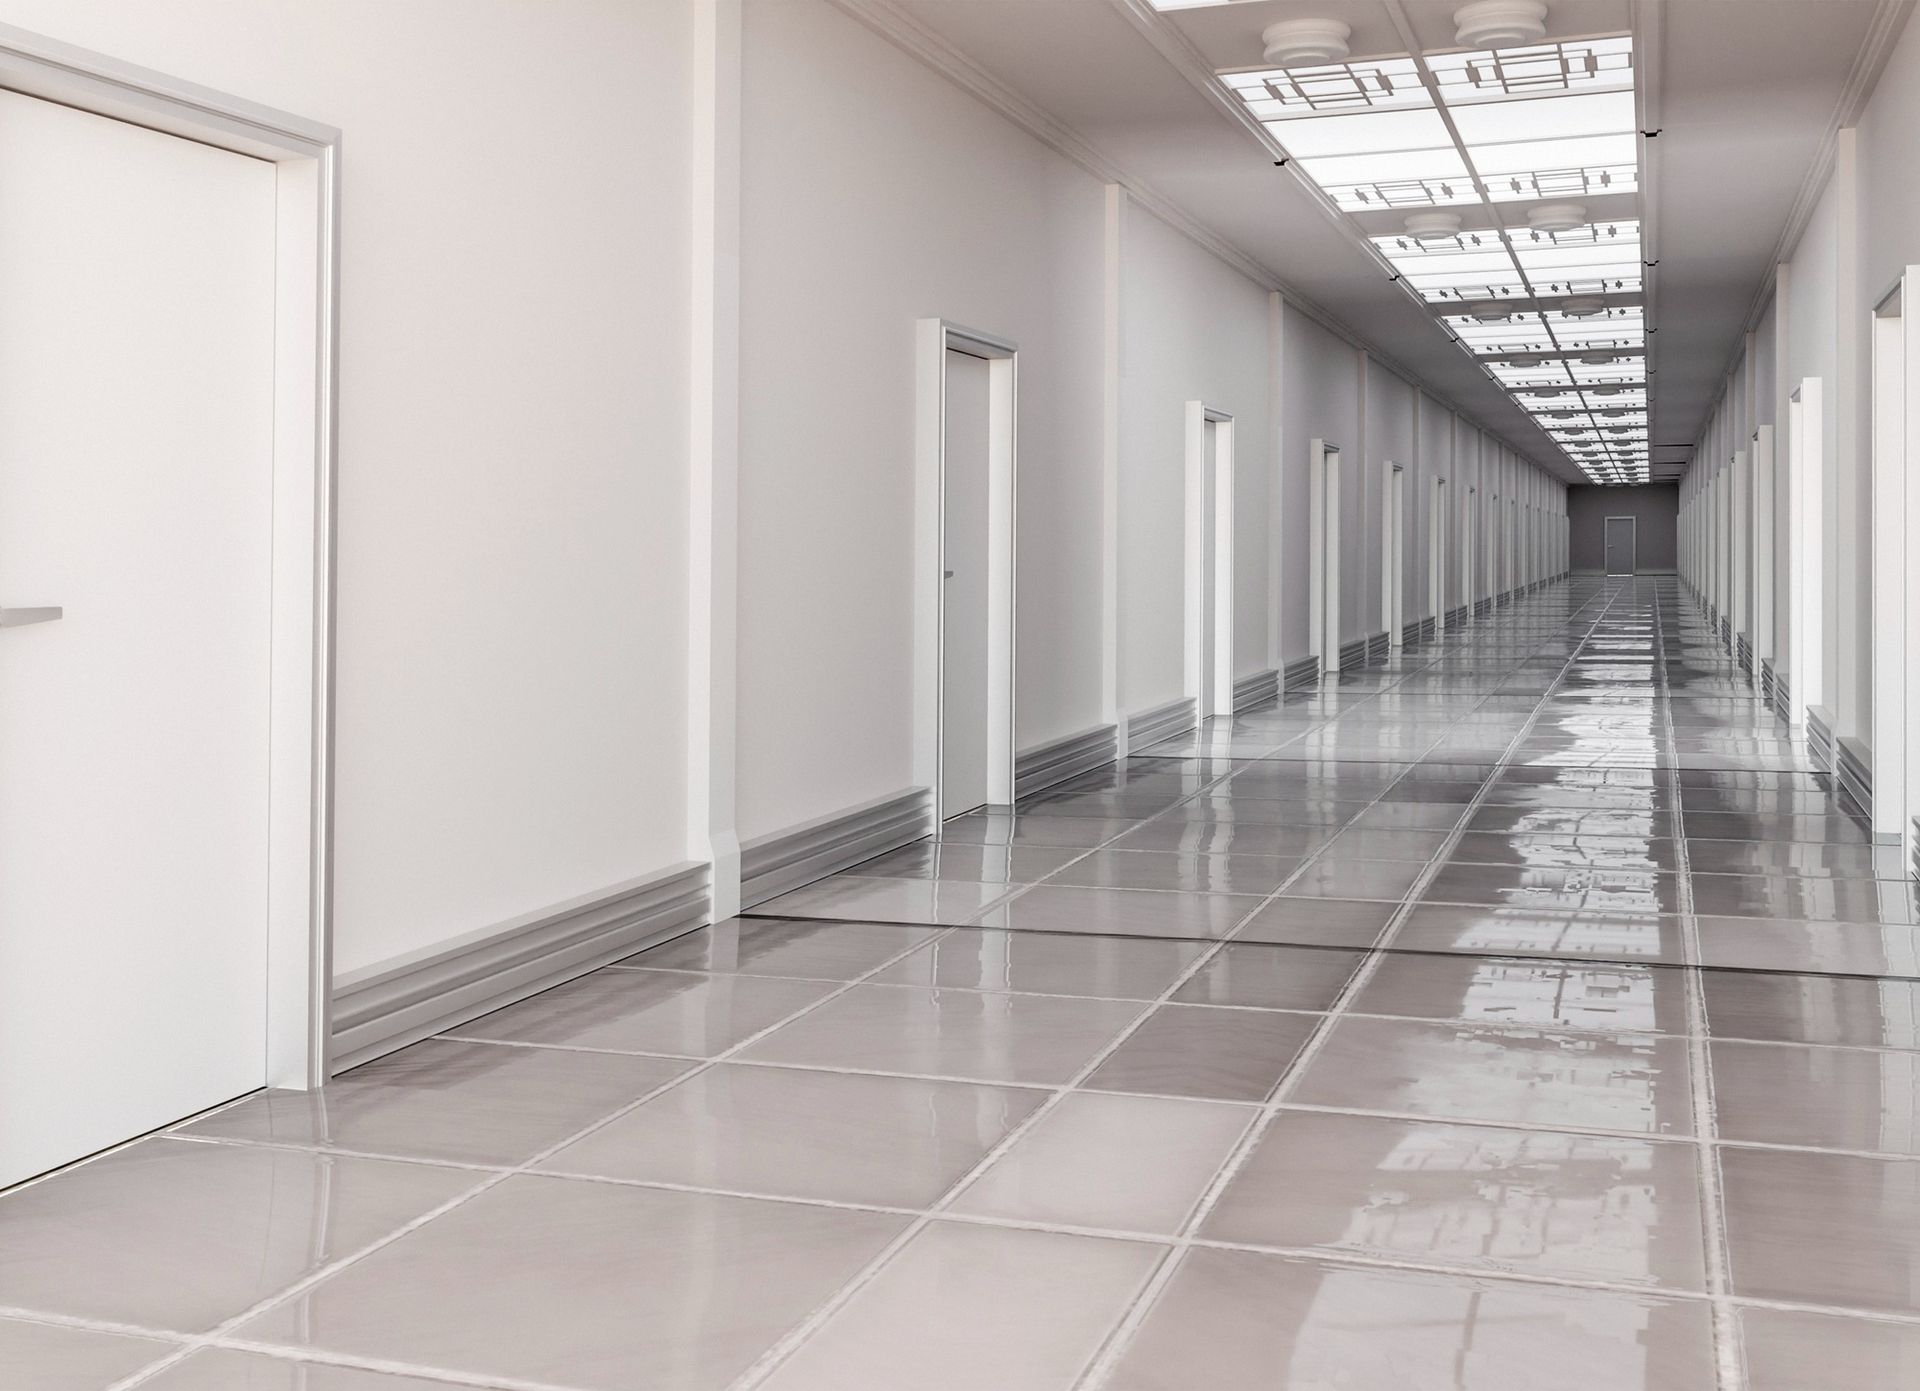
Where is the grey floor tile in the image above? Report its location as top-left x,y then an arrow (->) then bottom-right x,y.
946,1091 -> 1251,1234
1345,801 -> 1473,831
843,841 -> 1083,883
1739,1307 -> 1920,1390
619,917 -> 939,979
1391,903 -> 1688,965
1423,863 -> 1681,913
1701,967 -> 1920,1048
1170,942 -> 1364,1011
1720,1146 -> 1920,1314
0,1138 -> 477,1332
1110,819 -> 1339,856
139,1349 -> 470,1389
240,1175 -> 907,1391
538,1062 -> 1046,1206
448,967 -> 836,1056
868,928 -> 1210,999
1105,1248 -> 1717,1391
1682,811 -> 1869,844
1234,896 -> 1399,948
179,1038 -> 691,1167
755,875 -> 1016,925
1289,1015 -> 1695,1135
1038,848 -> 1302,894
1083,1003 -> 1320,1102
1711,1040 -> 1920,1153
1203,1109 -> 1706,1289
931,813 -> 1137,848
0,1316 -> 175,1390
1350,952 -> 1689,1034
980,884 -> 1258,939
757,1221 -> 1162,1391
1278,856 -> 1428,901
739,984 -> 1143,1084
1689,871 -> 1919,924
1447,830 -> 1680,872
1685,838 -> 1902,878
1693,917 -> 1920,975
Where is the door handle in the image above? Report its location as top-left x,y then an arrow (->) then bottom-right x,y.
0,606 -> 62,628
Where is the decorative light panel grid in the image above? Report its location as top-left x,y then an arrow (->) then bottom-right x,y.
1224,34 -> 1650,482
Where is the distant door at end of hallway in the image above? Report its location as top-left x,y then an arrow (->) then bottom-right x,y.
1604,516 -> 1637,576
941,349 -> 991,818
0,88 -> 277,1189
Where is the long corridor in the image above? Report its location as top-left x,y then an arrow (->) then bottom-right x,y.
4,577 -> 1918,1390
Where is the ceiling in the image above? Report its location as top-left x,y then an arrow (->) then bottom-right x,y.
887,0 -> 1903,485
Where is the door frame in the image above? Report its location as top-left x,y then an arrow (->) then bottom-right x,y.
916,319 -> 1017,828
1871,273 -> 1919,850
1605,515 -> 1638,576
1787,379 -> 1824,729
1383,463 -> 1404,649
1309,439 -> 1342,674
1185,403 -> 1234,718
0,25 -> 341,1089
1429,476 -> 1447,633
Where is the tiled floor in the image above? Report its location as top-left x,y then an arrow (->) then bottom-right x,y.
7,577 -> 1920,1389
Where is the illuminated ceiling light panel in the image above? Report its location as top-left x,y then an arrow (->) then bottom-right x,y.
1222,28 -> 1649,482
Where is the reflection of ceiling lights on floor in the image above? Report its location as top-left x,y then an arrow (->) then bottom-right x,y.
1218,26 -> 1651,483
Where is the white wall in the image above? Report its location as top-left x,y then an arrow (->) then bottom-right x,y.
1118,199 -> 1273,705
1279,307 -> 1364,655
1364,361 -> 1417,638
0,0 -> 697,976
735,0 -> 1106,839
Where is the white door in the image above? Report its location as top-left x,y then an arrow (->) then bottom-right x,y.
0,90 -> 276,1188
1384,466 -> 1403,647
941,350 -> 991,818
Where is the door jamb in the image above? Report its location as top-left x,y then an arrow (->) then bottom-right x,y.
0,23 -> 341,1088
916,319 -> 1017,830
1185,403 -> 1234,718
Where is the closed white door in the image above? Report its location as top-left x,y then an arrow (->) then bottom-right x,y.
0,89 -> 277,1188
941,350 -> 991,818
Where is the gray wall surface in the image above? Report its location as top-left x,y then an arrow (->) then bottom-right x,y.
1568,483 -> 1679,573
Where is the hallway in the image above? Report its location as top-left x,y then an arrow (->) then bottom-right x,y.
4,577 -> 1916,1390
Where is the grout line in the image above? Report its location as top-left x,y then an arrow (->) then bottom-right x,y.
1664,586 -> 1748,1391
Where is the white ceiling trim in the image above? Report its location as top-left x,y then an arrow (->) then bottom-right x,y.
1734,0 -> 1912,339
825,0 -> 1559,473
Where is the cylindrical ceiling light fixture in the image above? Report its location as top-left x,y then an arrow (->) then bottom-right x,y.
1404,211 -> 1463,241
1468,301 -> 1513,321
1560,296 -> 1607,317
1527,202 -> 1587,233
1452,0 -> 1549,48
1261,17 -> 1352,67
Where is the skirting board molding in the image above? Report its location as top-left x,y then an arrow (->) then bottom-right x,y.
1232,668 -> 1279,713
1807,705 -> 1835,773
739,787 -> 932,909
1127,695 -> 1196,752
1016,723 -> 1120,800
331,861 -> 711,1073
1282,654 -> 1319,692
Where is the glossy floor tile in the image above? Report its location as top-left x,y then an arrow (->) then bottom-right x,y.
1202,1109 -> 1707,1289
539,1062 -> 1048,1205
179,1036 -> 692,1166
739,983 -> 1144,1084
946,1091 -> 1251,1234
7,579 -> 1913,1389
0,1138 -> 478,1332
240,1175 -> 908,1390
756,1222 -> 1162,1390
0,1316 -> 173,1390
1103,1248 -> 1717,1391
